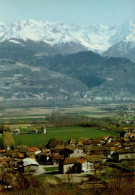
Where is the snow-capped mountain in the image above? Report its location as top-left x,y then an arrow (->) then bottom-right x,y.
0,19 -> 135,58
0,22 -> 5,37
103,21 -> 135,61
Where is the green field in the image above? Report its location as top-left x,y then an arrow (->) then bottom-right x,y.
13,126 -> 118,147
44,166 -> 59,172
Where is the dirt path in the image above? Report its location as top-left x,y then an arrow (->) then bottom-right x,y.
35,165 -> 46,175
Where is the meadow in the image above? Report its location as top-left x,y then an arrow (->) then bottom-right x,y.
0,104 -> 119,122
13,126 -> 118,147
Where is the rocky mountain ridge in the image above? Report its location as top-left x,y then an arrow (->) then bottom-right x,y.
0,20 -> 135,60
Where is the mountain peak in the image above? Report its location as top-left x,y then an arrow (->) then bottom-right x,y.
127,20 -> 135,26
0,22 -> 5,26
0,19 -> 135,54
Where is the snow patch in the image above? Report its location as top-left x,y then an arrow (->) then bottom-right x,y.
31,67 -> 40,72
9,39 -> 22,44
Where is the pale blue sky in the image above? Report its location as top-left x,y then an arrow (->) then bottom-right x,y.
0,0 -> 135,25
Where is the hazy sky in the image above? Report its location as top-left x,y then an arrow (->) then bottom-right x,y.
0,0 -> 135,25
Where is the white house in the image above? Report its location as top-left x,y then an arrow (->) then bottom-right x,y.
65,146 -> 85,158
41,126 -> 46,134
12,129 -> 20,135
23,158 -> 39,173
77,158 -> 94,173
118,152 -> 135,161
59,157 -> 80,174
59,157 -> 94,174
70,148 -> 85,158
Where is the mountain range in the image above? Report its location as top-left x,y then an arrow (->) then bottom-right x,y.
0,20 -> 135,107
0,20 -> 135,61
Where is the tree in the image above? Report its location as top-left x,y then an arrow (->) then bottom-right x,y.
93,164 -> 101,179
3,131 -> 15,149
66,167 -> 73,183
105,176 -> 134,195
0,125 -> 5,134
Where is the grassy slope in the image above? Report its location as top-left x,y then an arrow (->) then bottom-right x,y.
13,126 -> 118,146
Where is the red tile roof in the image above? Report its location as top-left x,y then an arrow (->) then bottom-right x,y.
18,153 -> 24,158
127,133 -> 134,136
110,147 -> 119,151
77,141 -> 84,145
78,158 -> 87,164
123,127 -> 132,130
28,147 -> 39,152
123,138 -> 130,142
0,150 -> 6,153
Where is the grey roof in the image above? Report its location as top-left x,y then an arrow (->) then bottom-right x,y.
23,158 -> 39,166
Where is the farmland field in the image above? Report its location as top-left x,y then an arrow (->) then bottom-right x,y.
0,104 -> 121,122
13,126 -> 118,147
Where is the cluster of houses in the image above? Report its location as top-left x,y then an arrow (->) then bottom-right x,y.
121,108 -> 135,124
12,126 -> 46,135
0,126 -> 135,189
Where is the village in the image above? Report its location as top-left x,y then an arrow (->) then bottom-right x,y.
0,125 -> 135,193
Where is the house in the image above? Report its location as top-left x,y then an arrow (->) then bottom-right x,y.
68,138 -> 76,146
36,151 -> 51,164
122,142 -> 135,149
105,141 -> 121,148
84,145 -> 107,155
47,139 -> 66,149
22,158 -> 39,173
76,158 -> 94,173
12,129 -> 20,135
0,150 -> 6,155
112,149 -> 135,162
59,157 -> 80,174
59,156 -> 94,174
85,155 -> 107,164
77,140 -> 84,146
30,129 -> 38,134
51,154 -> 64,165
108,147 -> 121,160
28,147 -> 41,153
84,139 -> 103,146
64,146 -> 85,158
41,126 -> 46,134
125,132 -> 135,139
11,151 -> 20,159
110,147 -> 120,155
52,144 -> 65,153
17,145 -> 28,154
122,138 -> 130,143
123,127 -> 135,133
118,151 -> 135,161
18,153 -> 24,159
101,136 -> 113,143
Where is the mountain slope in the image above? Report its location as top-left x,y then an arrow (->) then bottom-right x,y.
33,51 -> 135,101
103,41 -> 135,62
0,59 -> 89,107
0,50 -> 135,107
103,21 -> 135,62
